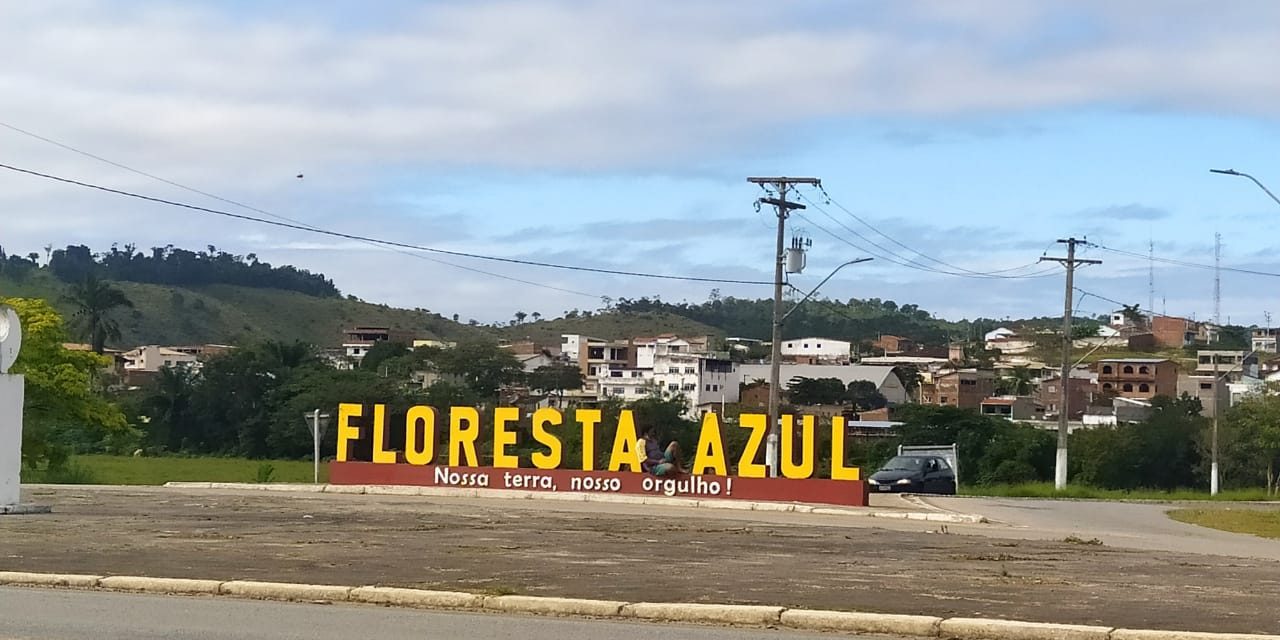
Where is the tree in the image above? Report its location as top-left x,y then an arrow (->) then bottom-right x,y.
1221,394 -> 1280,495
1120,303 -> 1146,329
528,363 -> 585,405
514,311 -> 528,325
996,366 -> 1036,396
787,377 -> 846,405
431,341 -> 526,400
845,380 -> 887,411
530,312 -> 542,322
1,297 -> 130,469
142,365 -> 199,451
64,272 -> 133,353
360,341 -> 409,372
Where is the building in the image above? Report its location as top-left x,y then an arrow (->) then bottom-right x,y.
168,344 -> 236,360
736,363 -> 909,405
1252,328 -> 1280,354
1096,358 -> 1177,400
979,396 -> 1039,420
984,327 -> 1017,342
1151,316 -> 1218,349
342,326 -> 417,364
1082,397 -> 1153,426
1037,371 -> 1097,420
985,335 -> 1036,356
121,345 -> 199,372
870,335 -> 915,356
1194,350 -> 1258,381
780,337 -> 851,364
1176,375 -> 1232,418
921,369 -> 996,410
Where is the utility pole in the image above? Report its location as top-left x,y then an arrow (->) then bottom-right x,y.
1214,233 -> 1222,328
748,176 -> 820,477
1040,238 -> 1101,490
1212,356 -> 1220,496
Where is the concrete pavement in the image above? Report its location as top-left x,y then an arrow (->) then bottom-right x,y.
920,496 -> 1280,560
0,587 -> 851,640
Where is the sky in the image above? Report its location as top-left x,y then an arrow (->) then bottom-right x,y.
2,0 -> 1280,329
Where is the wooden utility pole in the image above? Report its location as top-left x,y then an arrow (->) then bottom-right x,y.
748,176 -> 820,477
1040,238 -> 1101,490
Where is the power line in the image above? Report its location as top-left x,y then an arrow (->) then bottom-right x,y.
1088,242 -> 1280,279
812,186 -> 1052,278
793,198 -> 1058,280
0,121 -> 604,298
0,161 -> 774,287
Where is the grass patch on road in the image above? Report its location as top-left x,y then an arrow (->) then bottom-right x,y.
22,454 -> 327,485
963,482 -> 1274,502
1168,508 -> 1280,539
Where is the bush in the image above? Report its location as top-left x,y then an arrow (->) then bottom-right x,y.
987,459 -> 1039,485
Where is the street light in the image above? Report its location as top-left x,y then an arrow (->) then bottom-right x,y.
764,258 -> 873,476
1210,169 -> 1280,208
1208,349 -> 1259,495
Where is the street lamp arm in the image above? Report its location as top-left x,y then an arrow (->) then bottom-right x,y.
1210,168 -> 1280,208
782,258 -> 873,321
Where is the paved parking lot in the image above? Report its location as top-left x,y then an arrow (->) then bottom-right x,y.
4,486 -> 1278,634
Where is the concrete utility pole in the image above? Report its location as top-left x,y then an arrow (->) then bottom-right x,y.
1040,238 -> 1101,490
748,176 -> 820,477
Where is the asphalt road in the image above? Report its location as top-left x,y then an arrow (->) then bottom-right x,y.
0,587 -> 855,640
919,495 -> 1280,560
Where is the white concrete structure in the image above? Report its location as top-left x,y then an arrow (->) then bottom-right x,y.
984,327 -> 1016,342
737,363 -> 909,404
595,365 -> 653,400
634,335 -> 693,369
122,345 -> 199,372
1,306 -> 24,509
780,337 -> 851,362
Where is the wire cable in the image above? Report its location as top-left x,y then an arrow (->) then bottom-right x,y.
0,161 -> 774,286
1087,241 -> 1280,279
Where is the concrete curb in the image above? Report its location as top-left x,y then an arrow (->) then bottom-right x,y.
1,571 -> 1277,639
161,481 -> 987,524
99,576 -> 222,595
939,618 -> 1112,640
622,602 -> 784,625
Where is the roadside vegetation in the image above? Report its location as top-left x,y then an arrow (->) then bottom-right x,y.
21,454 -> 325,485
964,483 -> 1274,502
1168,508 -> 1280,539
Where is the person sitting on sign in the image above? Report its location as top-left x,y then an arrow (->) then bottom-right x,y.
639,425 -> 685,476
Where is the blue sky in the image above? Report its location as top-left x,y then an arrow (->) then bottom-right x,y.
2,1 -> 1279,328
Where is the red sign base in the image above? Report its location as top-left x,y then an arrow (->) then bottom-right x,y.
330,462 -> 868,507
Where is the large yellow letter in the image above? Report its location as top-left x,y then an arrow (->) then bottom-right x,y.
782,415 -> 815,479
830,416 -> 860,480
371,404 -> 396,464
607,409 -> 642,472
449,406 -> 480,467
531,408 -> 563,470
492,406 -> 520,469
336,403 -> 363,462
692,412 -> 727,476
404,405 -> 436,466
737,413 -> 768,478
575,409 -> 601,470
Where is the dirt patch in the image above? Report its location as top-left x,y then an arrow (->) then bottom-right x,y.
4,487 -> 1278,634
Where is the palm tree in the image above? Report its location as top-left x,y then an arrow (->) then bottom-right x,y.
65,272 -> 133,353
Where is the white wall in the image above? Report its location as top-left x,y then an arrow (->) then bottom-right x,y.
780,338 -> 850,360
0,375 -> 23,507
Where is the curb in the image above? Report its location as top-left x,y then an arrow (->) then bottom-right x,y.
161,481 -> 987,524
2,571 -> 1276,640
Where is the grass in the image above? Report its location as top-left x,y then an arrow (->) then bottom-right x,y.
963,482 -> 1276,502
1168,508 -> 1280,539
21,454 -> 329,485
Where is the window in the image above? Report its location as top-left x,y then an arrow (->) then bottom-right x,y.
705,384 -> 712,391
1139,383 -> 1150,393
1103,383 -> 1113,390
1102,365 -> 1113,374
1123,383 -> 1134,392
682,383 -> 697,391
685,367 -> 696,374
1123,365 -> 1134,374
631,371 -> 643,378
667,384 -> 679,391
816,343 -> 822,348
1138,366 -> 1150,374
610,371 -> 622,378
1199,356 -> 1211,364
803,343 -> 809,349
940,396 -> 949,403
1200,382 -> 1212,390
712,384 -> 719,392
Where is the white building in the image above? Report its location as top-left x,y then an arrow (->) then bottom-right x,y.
780,337 -> 851,363
984,327 -> 1017,342
122,345 -> 199,372
737,363 -> 909,404
595,365 -> 654,400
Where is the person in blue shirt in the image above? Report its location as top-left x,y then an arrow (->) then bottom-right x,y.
639,424 -> 685,476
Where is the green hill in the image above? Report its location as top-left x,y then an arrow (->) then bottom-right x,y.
498,310 -> 724,345
0,269 -> 490,348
